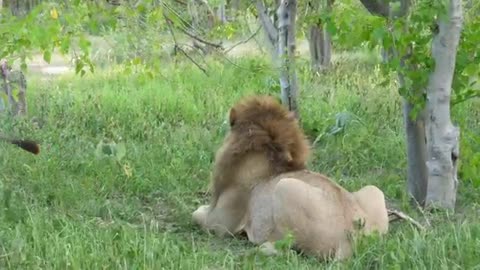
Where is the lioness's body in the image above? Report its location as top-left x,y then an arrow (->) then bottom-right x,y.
246,170 -> 388,259
193,170 -> 389,259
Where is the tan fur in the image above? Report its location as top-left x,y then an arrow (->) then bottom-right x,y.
192,95 -> 389,260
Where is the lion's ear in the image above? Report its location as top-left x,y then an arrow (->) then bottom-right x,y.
229,108 -> 237,127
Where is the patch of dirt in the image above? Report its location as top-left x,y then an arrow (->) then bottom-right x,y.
223,38 -> 311,58
23,36 -> 313,78
21,53 -> 74,76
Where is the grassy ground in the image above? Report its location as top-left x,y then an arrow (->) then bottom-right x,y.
1,53 -> 479,269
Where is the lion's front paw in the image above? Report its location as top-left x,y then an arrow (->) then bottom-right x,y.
192,205 -> 211,226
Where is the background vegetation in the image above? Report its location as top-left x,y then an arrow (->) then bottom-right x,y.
0,0 -> 479,269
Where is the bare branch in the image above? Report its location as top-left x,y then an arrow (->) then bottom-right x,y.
177,45 -> 209,75
243,11 -> 267,54
182,28 -> 223,49
256,0 -> 278,47
224,25 -> 262,54
164,15 -> 209,76
161,3 -> 222,49
173,0 -> 187,6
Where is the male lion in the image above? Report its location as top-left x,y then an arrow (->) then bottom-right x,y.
192,95 -> 388,260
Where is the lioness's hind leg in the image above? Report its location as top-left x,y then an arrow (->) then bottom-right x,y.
271,177 -> 349,259
259,242 -> 279,256
352,185 -> 389,234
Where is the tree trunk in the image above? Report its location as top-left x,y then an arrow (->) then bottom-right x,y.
307,0 -> 333,72
308,24 -> 331,72
424,0 -> 463,210
381,46 -> 395,63
215,2 -> 226,24
398,45 -> 428,207
0,93 -> 5,113
229,0 -> 240,20
277,0 -> 299,117
2,0 -> 41,16
256,0 -> 278,61
189,0 -> 216,31
403,100 -> 428,205
359,0 -> 430,207
0,60 -> 27,117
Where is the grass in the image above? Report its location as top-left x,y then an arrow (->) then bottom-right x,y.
1,52 -> 479,269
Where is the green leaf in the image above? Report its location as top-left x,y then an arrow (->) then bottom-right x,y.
115,142 -> 126,161
43,50 -> 52,63
371,27 -> 386,42
378,78 -> 391,87
75,60 -> 84,75
462,63 -> 479,77
326,20 -> 337,36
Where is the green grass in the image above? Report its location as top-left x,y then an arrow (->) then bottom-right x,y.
1,54 -> 479,269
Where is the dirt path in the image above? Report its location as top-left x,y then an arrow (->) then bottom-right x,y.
25,37 -> 312,77
26,53 -> 73,76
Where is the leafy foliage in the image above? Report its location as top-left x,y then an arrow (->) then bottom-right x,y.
0,1 -> 104,75
307,0 -> 480,113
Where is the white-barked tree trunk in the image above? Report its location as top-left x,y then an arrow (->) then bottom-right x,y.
277,0 -> 299,117
424,0 -> 463,210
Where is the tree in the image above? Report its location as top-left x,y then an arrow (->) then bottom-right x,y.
357,0 -> 428,206
305,0 -> 334,72
2,0 -> 42,17
0,60 -> 27,117
0,1 -> 99,118
277,0 -> 299,116
424,0 -> 463,209
256,0 -> 299,117
255,0 -> 279,61
357,0 -> 464,210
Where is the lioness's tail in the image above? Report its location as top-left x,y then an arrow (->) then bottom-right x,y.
1,135 -> 40,155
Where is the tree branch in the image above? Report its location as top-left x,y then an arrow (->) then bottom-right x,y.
181,28 -> 223,49
224,25 -> 262,54
162,8 -> 222,49
359,0 -> 411,18
256,0 -> 278,47
358,0 -> 390,17
164,15 -> 209,76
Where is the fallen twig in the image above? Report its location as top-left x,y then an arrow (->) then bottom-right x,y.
388,208 -> 426,231
412,196 -> 432,228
